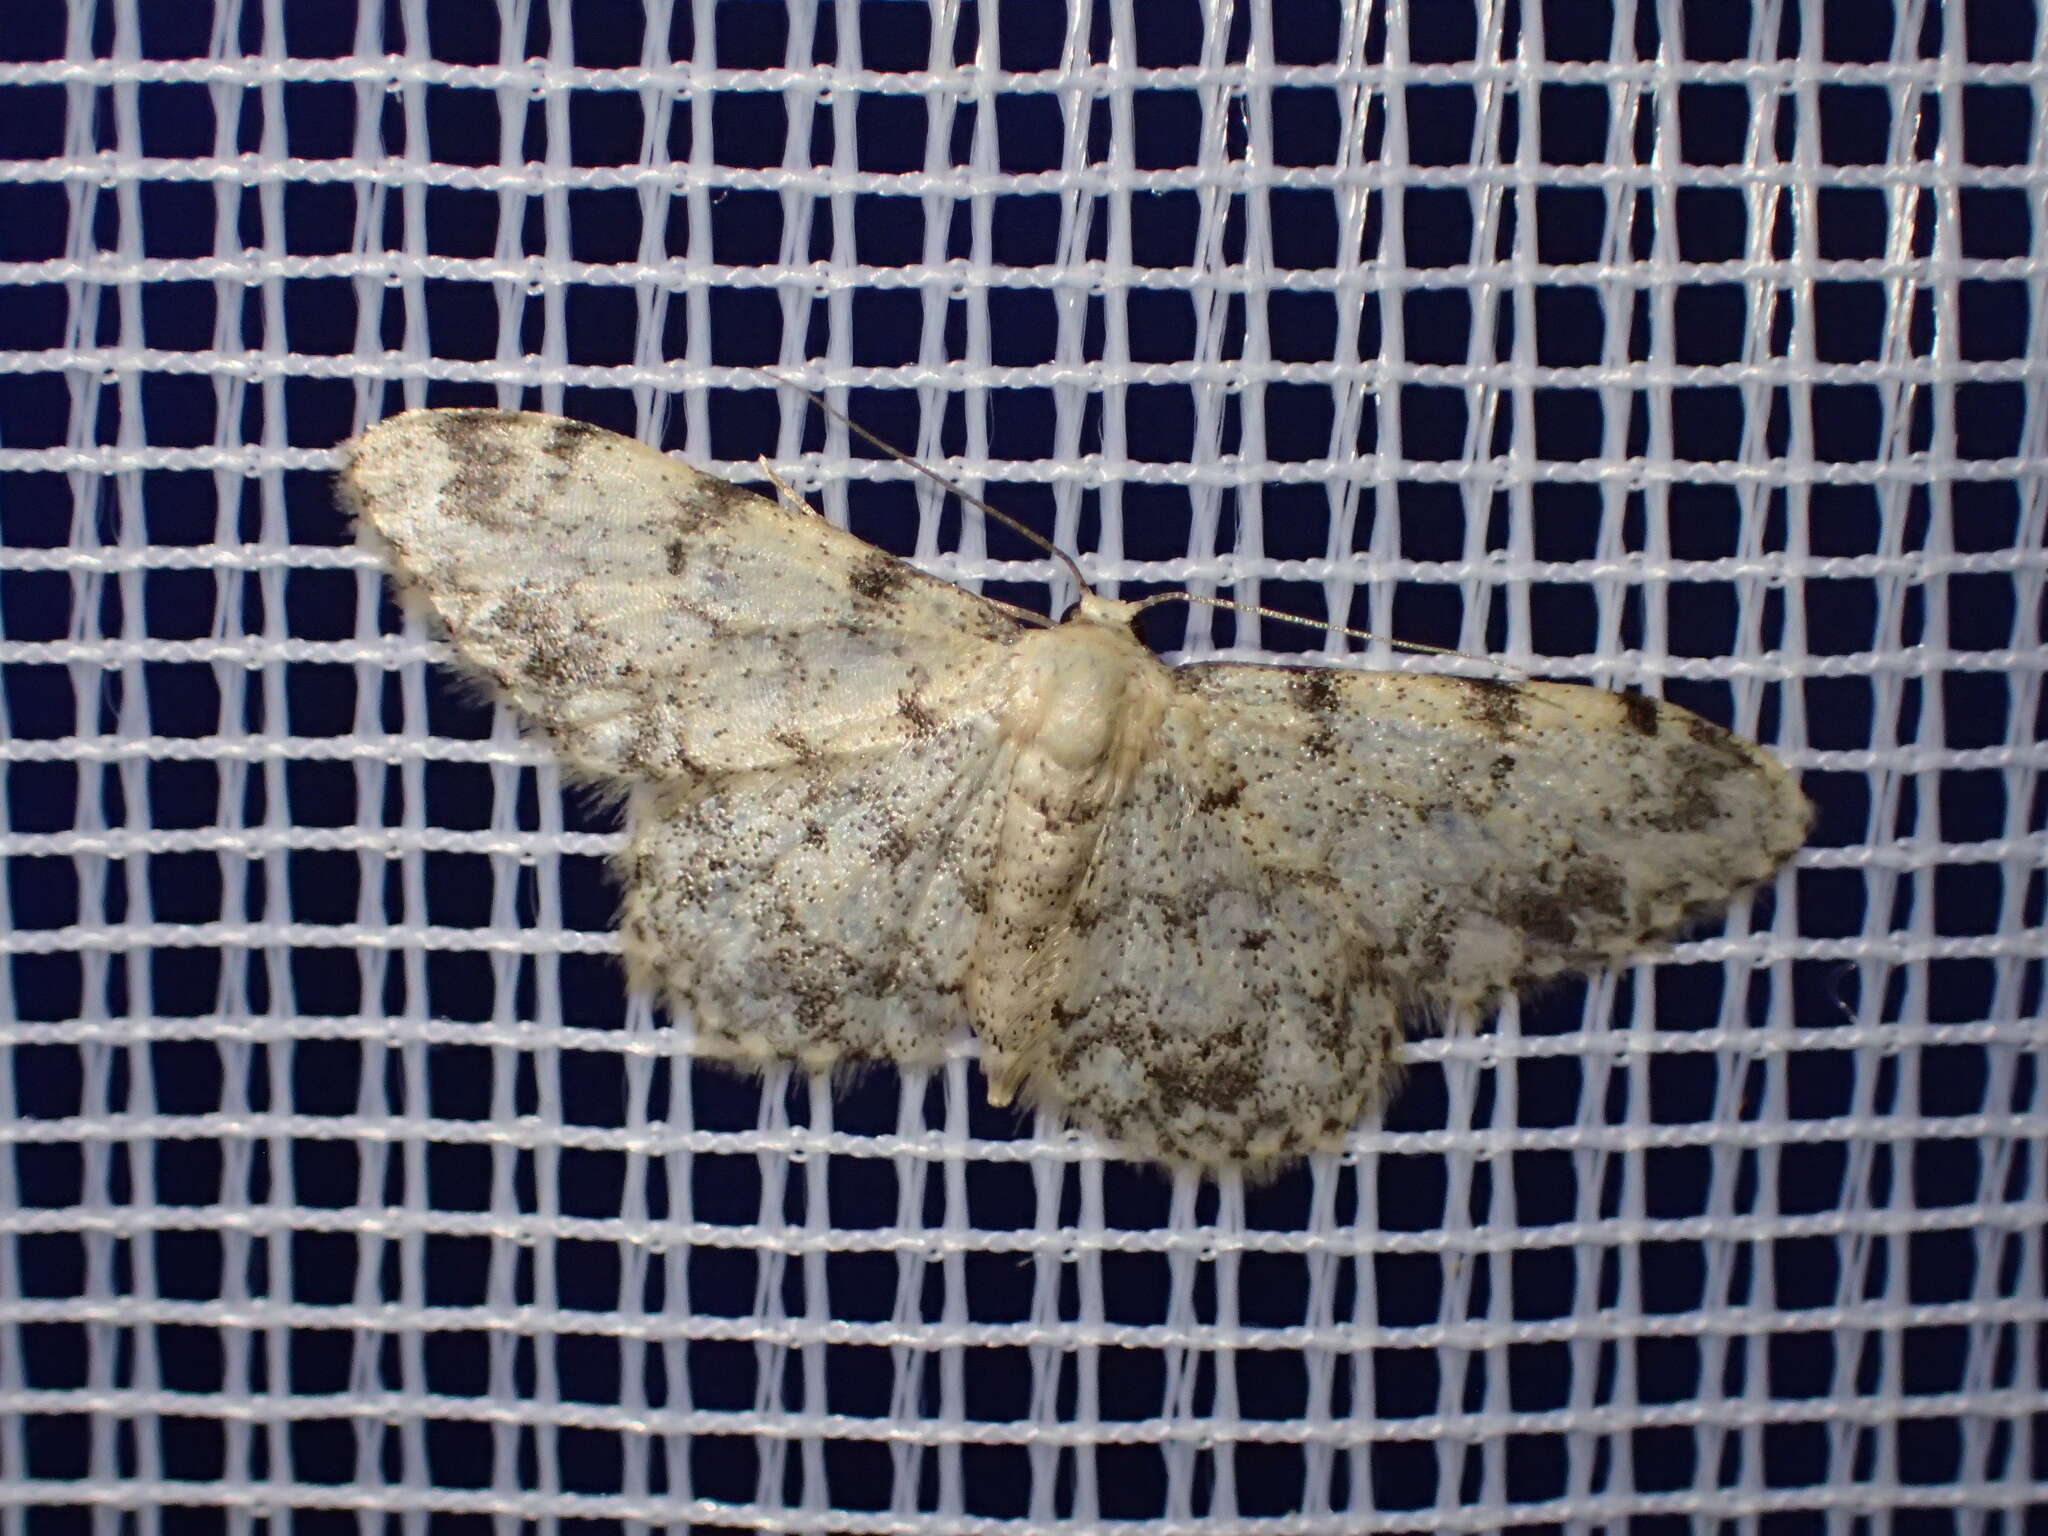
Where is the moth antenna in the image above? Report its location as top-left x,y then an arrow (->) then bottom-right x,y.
1131,589 -> 1522,674
752,451 -> 1052,630
753,456 -> 811,515
745,365 -> 1094,601
973,594 -> 1058,629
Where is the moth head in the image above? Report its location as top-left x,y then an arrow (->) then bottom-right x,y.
1066,590 -> 1146,635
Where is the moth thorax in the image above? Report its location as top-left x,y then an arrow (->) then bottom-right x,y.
1008,621 -> 1168,779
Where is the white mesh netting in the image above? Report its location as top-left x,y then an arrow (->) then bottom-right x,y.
1,1 -> 2043,1530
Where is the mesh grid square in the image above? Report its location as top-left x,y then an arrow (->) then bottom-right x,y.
0,2 -> 2042,1530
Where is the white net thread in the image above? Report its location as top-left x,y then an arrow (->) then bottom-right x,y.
0,1 -> 2043,1531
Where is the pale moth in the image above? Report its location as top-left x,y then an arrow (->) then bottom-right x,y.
342,408 -> 1810,1169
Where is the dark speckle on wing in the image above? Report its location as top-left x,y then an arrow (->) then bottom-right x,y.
1495,844 -> 1637,965
1290,669 -> 1341,714
1631,713 -> 1777,836
1655,767 -> 1728,834
542,418 -> 605,459
671,477 -> 761,536
849,551 -> 910,604
977,609 -> 1024,644
1289,669 -> 1342,759
875,819 -> 914,867
770,727 -> 820,764
1146,1049 -> 1259,1114
898,692 -> 939,738
1558,855 -> 1628,927
1497,879 -> 1576,951
428,409 -> 517,455
1457,676 -> 1528,736
1683,710 -> 1758,771
1620,690 -> 1659,736
489,586 -> 609,692
429,411 -> 525,527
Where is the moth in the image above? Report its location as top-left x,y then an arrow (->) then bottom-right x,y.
342,408 -> 1810,1168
